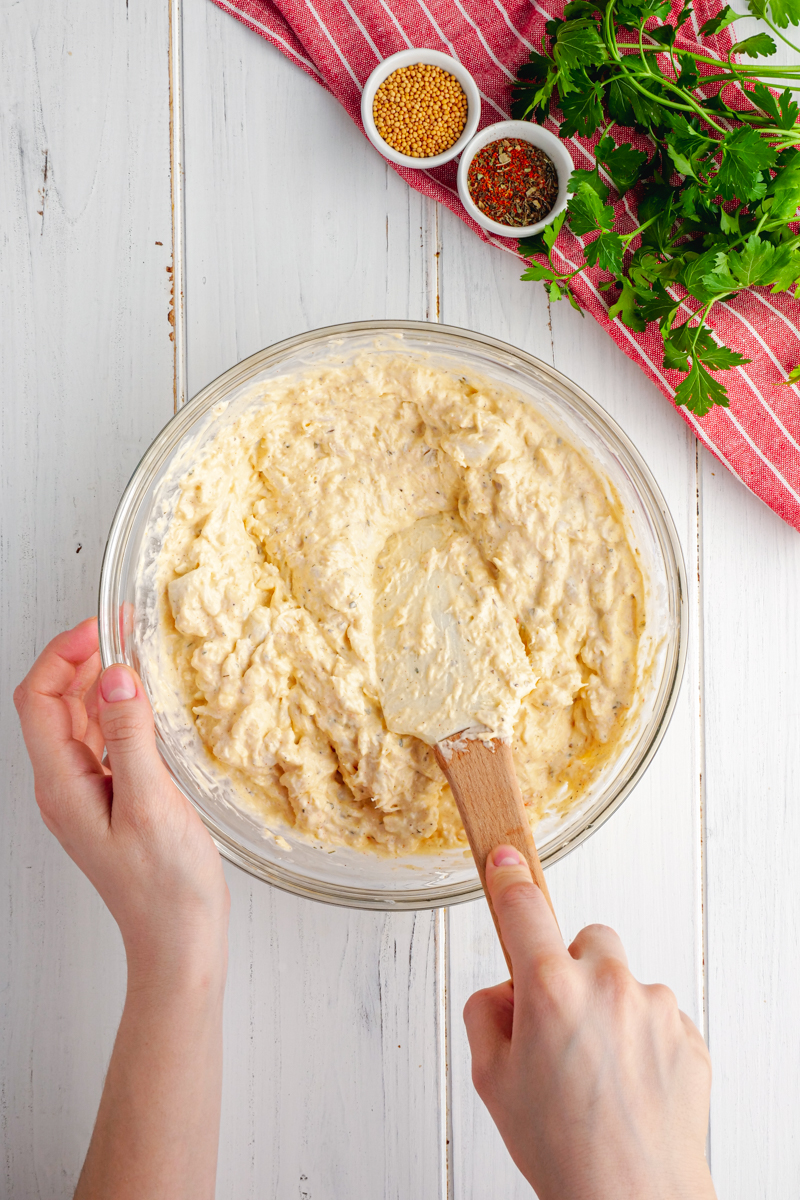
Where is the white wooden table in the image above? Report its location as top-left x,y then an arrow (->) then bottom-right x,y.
3,2 -> 800,1195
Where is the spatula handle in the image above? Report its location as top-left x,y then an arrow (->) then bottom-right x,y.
435,737 -> 558,976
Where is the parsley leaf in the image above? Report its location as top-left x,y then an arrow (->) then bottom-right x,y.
720,235 -> 785,287
568,181 -> 615,234
597,136 -> 648,193
560,75 -> 606,136
715,125 -> 776,201
699,4 -> 739,33
664,114 -> 713,180
751,0 -> 800,29
730,32 -> 777,55
674,360 -> 730,414
770,150 -> 800,218
608,75 -> 664,127
585,230 -> 625,273
608,277 -> 648,329
521,260 -> 563,284
751,81 -> 782,123
568,166 -> 611,203
511,54 -> 560,120
552,20 -> 608,77
666,324 -> 749,412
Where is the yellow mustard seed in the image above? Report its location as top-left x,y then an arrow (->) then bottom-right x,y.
372,62 -> 468,159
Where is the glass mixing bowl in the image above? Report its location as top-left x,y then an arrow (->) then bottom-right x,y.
99,321 -> 687,910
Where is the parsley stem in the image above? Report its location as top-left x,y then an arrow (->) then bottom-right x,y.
604,0 -> 623,67
620,214 -> 659,245
637,20 -> 649,73
615,68 -> 728,133
670,49 -> 800,73
598,8 -> 728,134
697,73 -> 800,93
754,12 -> 800,58
691,301 -> 717,354
703,65 -> 800,79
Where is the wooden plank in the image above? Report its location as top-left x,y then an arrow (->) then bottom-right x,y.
438,206 -> 704,1196
701,457 -> 800,1196
0,0 -> 175,1194
182,0 -> 436,395
180,4 -> 445,1196
697,20 -> 800,1195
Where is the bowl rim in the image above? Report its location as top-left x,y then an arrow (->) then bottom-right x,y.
457,120 -> 574,238
99,319 -> 688,910
360,49 -> 481,169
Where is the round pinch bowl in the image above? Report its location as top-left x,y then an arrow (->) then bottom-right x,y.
360,49 -> 481,169
99,321 -> 687,911
457,120 -> 574,238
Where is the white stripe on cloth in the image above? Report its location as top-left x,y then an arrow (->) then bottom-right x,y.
214,0 -> 323,73
732,362 -> 800,458
375,0 -> 414,47
303,0 -> 363,86
449,0 -> 517,79
748,290 -> 800,371
743,285 -> 800,348
340,0 -> 384,60
718,310 -> 800,455
726,408 -> 800,504
491,0 -> 535,51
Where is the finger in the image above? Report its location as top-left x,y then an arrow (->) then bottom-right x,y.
568,923 -> 629,968
464,982 -> 515,1050
484,846 -> 567,979
81,678 -> 107,765
15,620 -> 106,791
68,647 -> 102,700
18,618 -> 99,704
97,665 -> 176,821
63,650 -> 102,742
463,982 -> 514,1096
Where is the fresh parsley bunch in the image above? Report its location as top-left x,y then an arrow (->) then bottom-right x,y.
513,0 -> 800,414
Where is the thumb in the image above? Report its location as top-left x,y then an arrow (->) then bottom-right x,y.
98,664 -> 171,812
484,846 -> 566,981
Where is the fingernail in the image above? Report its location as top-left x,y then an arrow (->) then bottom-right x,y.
100,665 -> 137,703
491,846 -> 523,868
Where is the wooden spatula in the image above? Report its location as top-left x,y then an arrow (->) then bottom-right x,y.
374,514 -> 558,970
435,734 -> 557,975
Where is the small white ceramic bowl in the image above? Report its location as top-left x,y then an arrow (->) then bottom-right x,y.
457,120 -> 574,238
361,49 -> 481,169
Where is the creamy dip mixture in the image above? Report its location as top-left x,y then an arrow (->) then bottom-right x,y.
158,354 -> 644,855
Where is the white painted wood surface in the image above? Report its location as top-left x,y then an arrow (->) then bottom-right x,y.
1,1 -> 175,1194
1,1 -> 799,1197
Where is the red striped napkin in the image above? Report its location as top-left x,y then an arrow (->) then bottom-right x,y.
213,0 -> 800,531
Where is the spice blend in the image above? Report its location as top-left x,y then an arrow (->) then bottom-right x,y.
373,63 -> 468,159
468,139 -> 558,228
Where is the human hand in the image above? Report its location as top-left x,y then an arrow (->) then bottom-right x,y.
14,618 -> 229,987
464,846 -> 716,1200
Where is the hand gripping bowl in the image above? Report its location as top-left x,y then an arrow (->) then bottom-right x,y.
99,321 -> 687,911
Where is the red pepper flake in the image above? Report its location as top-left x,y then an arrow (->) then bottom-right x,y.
467,138 -> 558,228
